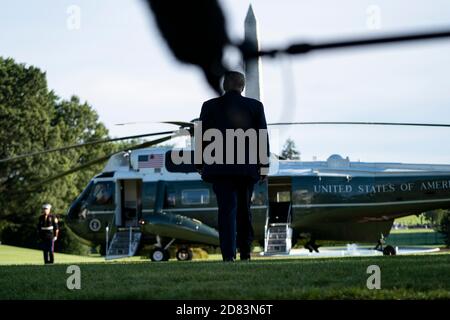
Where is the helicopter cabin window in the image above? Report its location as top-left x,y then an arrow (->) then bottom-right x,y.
181,189 -> 210,205
88,181 -> 115,207
165,191 -> 177,208
268,177 -> 292,203
276,191 -> 291,202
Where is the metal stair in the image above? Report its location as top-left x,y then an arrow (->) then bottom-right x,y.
263,201 -> 293,255
106,227 -> 141,260
264,223 -> 293,255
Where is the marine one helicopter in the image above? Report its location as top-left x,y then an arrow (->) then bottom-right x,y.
4,4 -> 450,262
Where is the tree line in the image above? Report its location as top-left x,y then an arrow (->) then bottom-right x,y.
0,57 -> 125,254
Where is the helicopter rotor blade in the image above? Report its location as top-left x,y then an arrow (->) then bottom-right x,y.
268,121 -> 450,128
243,28 -> 450,59
161,121 -> 195,128
111,119 -> 450,134
115,121 -> 197,128
161,119 -> 450,129
23,134 -> 173,191
0,130 -> 175,163
115,121 -> 155,126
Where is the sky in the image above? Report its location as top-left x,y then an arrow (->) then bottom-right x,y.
1,0 -> 450,164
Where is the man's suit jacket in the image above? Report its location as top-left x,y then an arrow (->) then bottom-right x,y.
197,90 -> 269,182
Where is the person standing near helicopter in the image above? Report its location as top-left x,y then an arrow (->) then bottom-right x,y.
196,71 -> 270,262
37,203 -> 59,264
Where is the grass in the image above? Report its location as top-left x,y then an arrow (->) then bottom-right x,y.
394,215 -> 427,226
0,244 -> 104,265
390,228 -> 436,234
387,230 -> 445,246
0,245 -> 449,299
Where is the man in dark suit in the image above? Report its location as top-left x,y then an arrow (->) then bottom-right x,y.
196,71 -> 269,262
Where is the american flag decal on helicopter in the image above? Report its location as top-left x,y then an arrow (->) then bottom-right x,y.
138,154 -> 164,168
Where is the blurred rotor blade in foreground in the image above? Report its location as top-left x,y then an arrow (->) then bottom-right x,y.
145,0 -> 229,94
242,28 -> 450,59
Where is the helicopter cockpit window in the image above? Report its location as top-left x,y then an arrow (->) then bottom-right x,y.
181,189 -> 210,205
67,181 -> 93,220
88,181 -> 114,206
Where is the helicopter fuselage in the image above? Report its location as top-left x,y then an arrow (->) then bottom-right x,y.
66,148 -> 450,252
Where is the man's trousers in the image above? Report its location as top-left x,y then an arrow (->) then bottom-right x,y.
212,177 -> 256,261
42,238 -> 54,264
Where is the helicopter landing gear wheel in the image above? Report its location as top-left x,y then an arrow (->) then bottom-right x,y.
150,248 -> 170,262
383,245 -> 396,256
176,247 -> 193,261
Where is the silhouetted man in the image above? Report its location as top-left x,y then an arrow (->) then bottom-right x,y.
197,71 -> 269,262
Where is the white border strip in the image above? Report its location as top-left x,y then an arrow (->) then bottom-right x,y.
87,210 -> 114,215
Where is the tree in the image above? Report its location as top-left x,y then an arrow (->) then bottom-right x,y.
0,57 -> 56,240
423,210 -> 443,226
432,210 -> 450,247
0,57 -> 116,253
281,138 -> 300,160
424,209 -> 450,247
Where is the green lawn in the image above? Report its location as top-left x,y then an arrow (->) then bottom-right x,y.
0,244 -> 105,265
0,245 -> 449,299
387,229 -> 445,246
390,228 -> 436,234
394,215 -> 427,226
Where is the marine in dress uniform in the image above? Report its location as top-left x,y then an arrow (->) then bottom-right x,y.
37,204 -> 59,264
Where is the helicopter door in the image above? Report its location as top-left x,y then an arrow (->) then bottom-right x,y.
267,176 -> 292,223
117,179 -> 142,227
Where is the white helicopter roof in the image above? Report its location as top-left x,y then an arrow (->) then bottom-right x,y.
275,154 -> 450,178
100,148 -> 450,181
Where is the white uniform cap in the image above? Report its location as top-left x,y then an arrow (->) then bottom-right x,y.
42,203 -> 52,209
